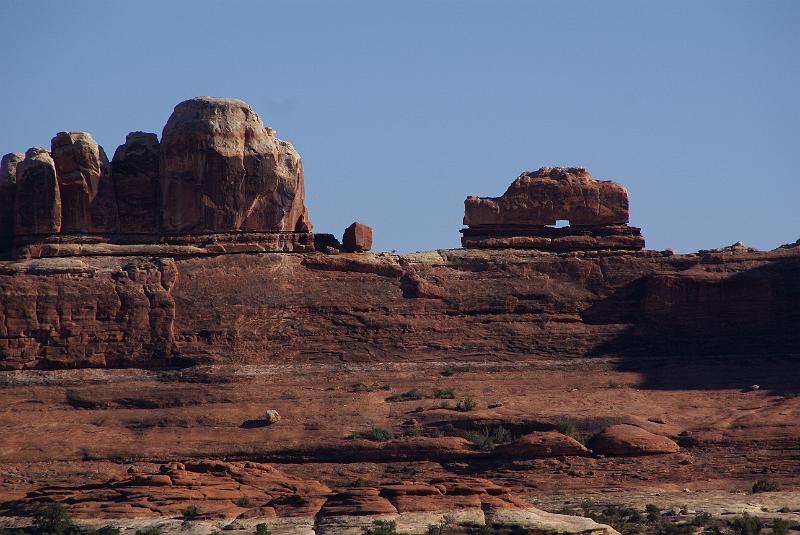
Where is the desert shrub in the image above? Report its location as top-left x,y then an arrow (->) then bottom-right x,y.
236,497 -> 256,508
402,426 -> 420,437
348,426 -> 395,441
729,513 -> 763,535
751,478 -> 780,493
351,383 -> 368,393
455,397 -> 476,412
439,401 -> 451,409
181,505 -> 200,519
607,380 -> 623,388
414,406 -> 424,413
32,503 -> 74,534
348,477 -> 372,487
465,425 -> 512,452
134,529 -> 163,535
362,520 -> 398,535
441,365 -> 471,376
386,389 -> 425,402
433,388 -> 455,399
771,519 -> 790,535
254,524 -> 271,535
645,504 -> 661,521
691,512 -> 712,526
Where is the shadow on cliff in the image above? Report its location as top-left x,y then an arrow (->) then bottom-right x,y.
582,256 -> 800,392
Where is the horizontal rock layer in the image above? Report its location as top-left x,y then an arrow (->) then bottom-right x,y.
0,244 -> 797,370
461,224 -> 645,251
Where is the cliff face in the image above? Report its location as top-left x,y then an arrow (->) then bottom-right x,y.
1,245 -> 797,370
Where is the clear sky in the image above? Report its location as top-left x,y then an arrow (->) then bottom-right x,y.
1,1 -> 798,253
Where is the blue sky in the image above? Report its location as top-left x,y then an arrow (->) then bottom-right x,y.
1,1 -> 798,252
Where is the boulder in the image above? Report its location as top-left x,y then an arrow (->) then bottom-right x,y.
112,132 -> 161,233
589,424 -> 680,456
494,431 -> 590,458
159,96 -> 310,233
264,409 -> 281,425
13,148 -> 61,235
50,132 -> 117,233
343,222 -> 373,252
464,166 -> 629,227
0,152 -> 23,240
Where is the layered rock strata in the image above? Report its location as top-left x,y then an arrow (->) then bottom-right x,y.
0,243 -> 797,370
1,97 -> 312,258
463,167 -> 644,251
2,460 -> 617,535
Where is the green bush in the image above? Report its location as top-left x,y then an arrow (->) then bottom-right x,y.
440,365 -> 471,377
236,497 -> 256,508
348,426 -> 395,441
751,478 -> 780,493
134,528 -> 163,535
386,389 -> 425,402
362,520 -> 398,535
455,397 -> 476,412
729,513 -> 762,535
465,425 -> 512,452
433,388 -> 455,399
771,519 -> 790,535
255,524 -> 271,535
33,503 -> 72,534
181,505 -> 201,519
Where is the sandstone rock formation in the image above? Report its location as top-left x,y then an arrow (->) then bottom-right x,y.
462,167 -> 644,251
495,431 -> 590,459
111,132 -> 161,233
465,166 -> 629,227
13,148 -> 61,235
2,461 -> 617,534
0,152 -> 23,242
589,424 -> 680,456
343,222 -> 373,252
0,97 -> 315,258
50,132 -> 117,233
159,96 -> 310,233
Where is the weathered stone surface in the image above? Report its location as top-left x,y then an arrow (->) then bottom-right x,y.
464,166 -> 629,226
0,152 -> 23,241
111,132 -> 161,233
51,132 -> 117,233
13,148 -> 61,235
0,245 -> 797,370
589,424 -> 680,456
342,222 -> 372,252
495,431 -> 590,458
160,96 -> 310,233
462,224 -> 644,251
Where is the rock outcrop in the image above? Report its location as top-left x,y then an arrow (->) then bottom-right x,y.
1,97 -> 314,258
50,132 -> 117,233
589,424 -> 680,456
13,148 -> 61,235
462,167 -> 644,251
0,152 -> 23,242
111,132 -> 161,233
343,222 -> 373,252
1,461 -> 617,535
465,166 -> 629,227
160,96 -> 310,233
1,244 -> 798,370
495,431 -> 591,459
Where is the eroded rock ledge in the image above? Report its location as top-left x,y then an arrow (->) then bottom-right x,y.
462,167 -> 645,251
2,460 -> 617,535
1,97 -> 313,259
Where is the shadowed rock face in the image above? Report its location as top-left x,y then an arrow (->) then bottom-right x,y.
112,132 -> 161,233
51,132 -> 117,233
13,148 -> 61,235
0,152 -> 23,240
464,167 -> 629,227
159,96 -> 310,233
